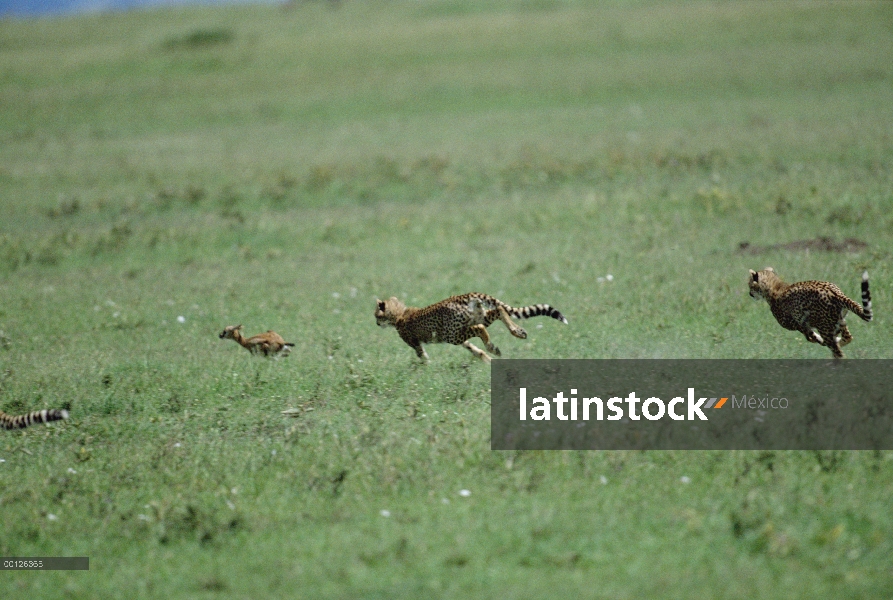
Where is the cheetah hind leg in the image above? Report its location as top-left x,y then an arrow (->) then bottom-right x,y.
497,307 -> 527,340
462,340 -> 492,363
836,322 -> 853,347
470,324 -> 501,357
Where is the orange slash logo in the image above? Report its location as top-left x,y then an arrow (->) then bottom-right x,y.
704,397 -> 727,409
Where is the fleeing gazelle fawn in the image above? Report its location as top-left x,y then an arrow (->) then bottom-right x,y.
219,325 -> 294,357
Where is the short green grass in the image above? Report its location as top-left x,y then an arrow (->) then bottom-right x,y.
1,1 -> 892,597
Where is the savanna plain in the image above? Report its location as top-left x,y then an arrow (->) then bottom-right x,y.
1,1 -> 892,597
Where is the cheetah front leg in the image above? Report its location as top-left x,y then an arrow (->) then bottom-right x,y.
462,340 -> 493,363
791,312 -> 821,343
470,324 -> 501,357
409,341 -> 430,361
497,307 -> 527,340
816,325 -> 844,359
398,332 -> 430,361
797,325 -> 822,344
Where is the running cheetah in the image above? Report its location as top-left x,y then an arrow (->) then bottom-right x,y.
375,292 -> 567,362
219,325 -> 294,357
1,408 -> 69,430
748,268 -> 872,358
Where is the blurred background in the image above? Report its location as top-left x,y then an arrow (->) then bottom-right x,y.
2,0 -> 281,17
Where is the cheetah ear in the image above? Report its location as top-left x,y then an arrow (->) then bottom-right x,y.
376,299 -> 386,310
749,270 -> 759,282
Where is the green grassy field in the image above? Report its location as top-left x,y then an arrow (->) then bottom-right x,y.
1,1 -> 892,597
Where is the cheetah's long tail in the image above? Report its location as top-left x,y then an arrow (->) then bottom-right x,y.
1,409 -> 69,430
860,271 -> 872,322
508,304 -> 568,324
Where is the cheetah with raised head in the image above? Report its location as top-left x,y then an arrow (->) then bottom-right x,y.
219,325 -> 294,357
375,292 -> 568,362
1,408 -> 69,430
748,268 -> 872,358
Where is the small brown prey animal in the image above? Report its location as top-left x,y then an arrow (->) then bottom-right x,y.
219,325 -> 294,357
1,408 -> 69,430
375,292 -> 567,362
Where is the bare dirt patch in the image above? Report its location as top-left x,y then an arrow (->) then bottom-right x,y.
737,237 -> 868,254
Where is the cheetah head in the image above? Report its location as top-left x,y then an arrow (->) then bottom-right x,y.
748,267 -> 778,301
375,297 -> 406,328
219,324 -> 243,339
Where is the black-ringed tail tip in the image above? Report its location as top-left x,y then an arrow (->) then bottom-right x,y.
509,303 -> 568,324
1,408 -> 70,430
862,271 -> 872,321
